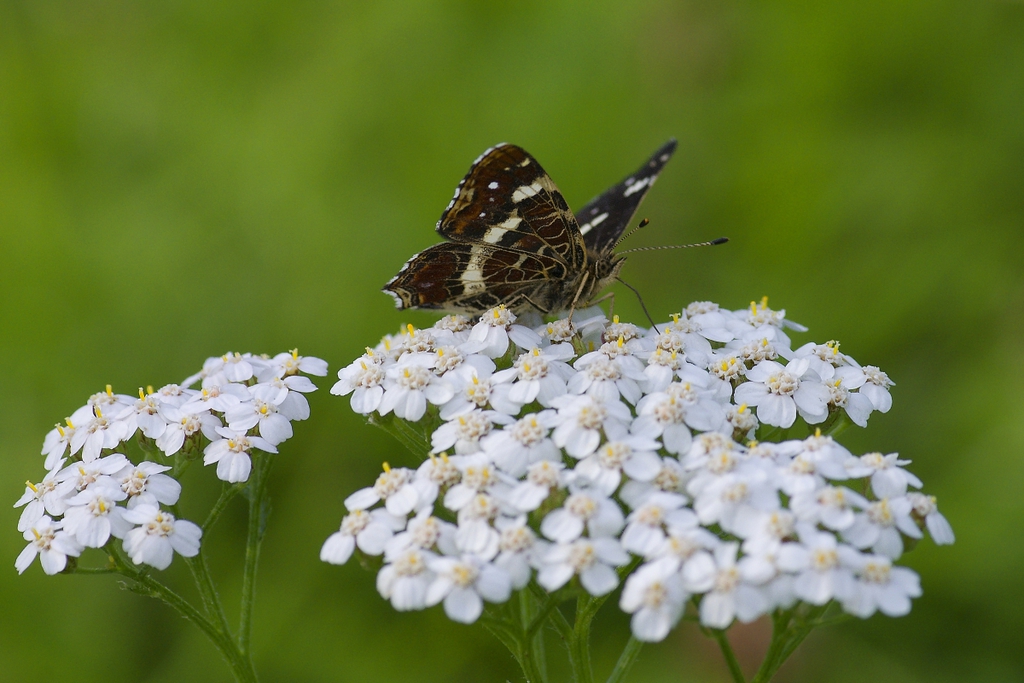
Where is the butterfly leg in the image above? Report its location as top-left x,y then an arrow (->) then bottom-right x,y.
566,272 -> 592,324
519,294 -> 552,316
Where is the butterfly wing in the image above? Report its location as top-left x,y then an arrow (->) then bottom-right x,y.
383,241 -> 572,314
576,139 -> 678,257
435,144 -> 587,273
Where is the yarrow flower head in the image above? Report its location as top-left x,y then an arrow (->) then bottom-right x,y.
322,299 -> 951,651
16,349 -> 324,575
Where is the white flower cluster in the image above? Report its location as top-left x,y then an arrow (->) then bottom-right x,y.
324,300 -> 953,639
15,350 -> 326,575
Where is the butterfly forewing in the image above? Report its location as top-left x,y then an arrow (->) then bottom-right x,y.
436,144 -> 587,272
576,139 -> 678,256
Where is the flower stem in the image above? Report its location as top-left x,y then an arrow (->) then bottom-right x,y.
570,595 -> 596,683
112,554 -> 257,683
520,590 -> 549,683
710,628 -> 746,683
187,550 -> 233,638
605,635 -> 644,683
238,452 -> 273,667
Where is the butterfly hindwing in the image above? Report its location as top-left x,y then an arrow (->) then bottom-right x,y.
383,241 -> 572,314
576,139 -> 678,257
436,144 -> 587,272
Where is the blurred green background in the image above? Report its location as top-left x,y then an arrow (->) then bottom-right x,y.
2,1 -> 1022,681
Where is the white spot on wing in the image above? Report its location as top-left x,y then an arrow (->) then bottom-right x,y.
579,212 -> 608,236
512,182 -> 543,203
499,215 -> 522,230
624,177 -> 651,197
461,249 -> 487,293
488,181 -> 499,189
482,227 -> 508,244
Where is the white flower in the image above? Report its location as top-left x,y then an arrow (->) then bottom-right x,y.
426,555 -> 513,623
413,453 -> 462,507
620,560 -> 688,642
776,525 -> 857,605
550,394 -> 632,458
725,403 -> 759,440
620,457 -> 689,509
461,305 -> 542,358
121,505 -> 202,570
790,485 -> 868,532
264,349 -> 328,381
620,493 -> 692,557
70,407 -> 129,463
179,382 -> 251,414
331,351 -> 388,414
573,435 -> 663,497
843,497 -> 922,559
225,391 -> 293,446
689,466 -> 779,537
505,460 -> 566,513
14,466 -> 76,532
822,376 -> 875,427
320,508 -> 407,565
571,338 -> 646,404
481,411 -> 561,477
42,416 -> 84,470
155,406 -> 222,456
859,366 -> 894,413
492,345 -> 575,407
252,375 -> 317,421
203,428 -> 278,483
907,493 -> 955,545
124,390 -> 173,441
538,537 -> 630,596
540,490 -> 624,543
110,462 -> 180,511
16,516 -> 83,575
62,485 -> 132,548
345,464 -> 426,517
857,452 -> 923,498
633,383 -> 726,455
494,516 -> 548,589
378,357 -> 455,422
683,543 -> 771,628
385,509 -> 458,557
438,366 -> 519,420
377,548 -> 436,611
841,553 -> 922,618
734,359 -> 830,428
431,410 -> 513,455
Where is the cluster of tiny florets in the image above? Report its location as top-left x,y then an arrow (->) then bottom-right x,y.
15,351 -> 326,575
325,300 -> 952,638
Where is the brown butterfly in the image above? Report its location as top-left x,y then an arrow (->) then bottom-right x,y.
383,140 -> 679,316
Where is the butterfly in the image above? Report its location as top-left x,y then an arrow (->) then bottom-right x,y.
383,140 -> 679,316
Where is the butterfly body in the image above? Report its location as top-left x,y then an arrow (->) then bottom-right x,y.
383,140 -> 677,316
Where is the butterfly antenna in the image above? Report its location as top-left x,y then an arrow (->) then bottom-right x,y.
614,236 -> 729,254
614,218 -> 651,248
615,277 -> 661,333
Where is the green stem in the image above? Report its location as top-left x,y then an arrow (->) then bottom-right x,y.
711,629 -> 746,683
118,562 -> 257,683
520,590 -> 549,683
570,595 -> 595,683
605,635 -> 644,683
750,610 -> 793,683
238,452 -> 273,665
187,551 -> 233,637
204,482 -> 245,532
